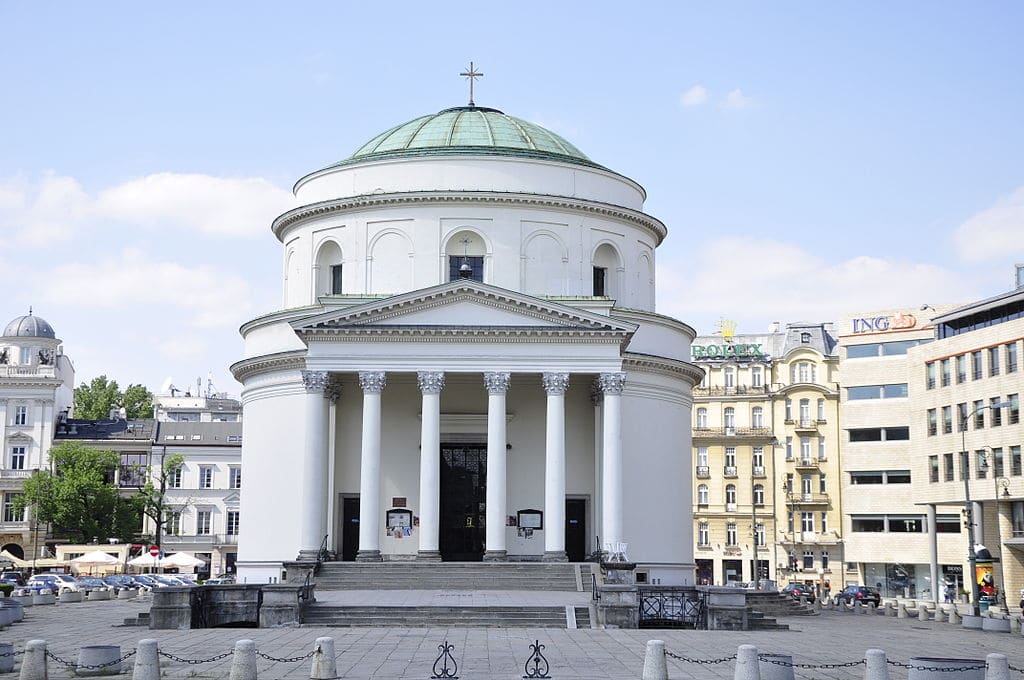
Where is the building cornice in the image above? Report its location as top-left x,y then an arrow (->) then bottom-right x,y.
623,352 -> 704,386
271,190 -> 668,245
230,350 -> 307,383
611,308 -> 697,341
302,327 -> 630,344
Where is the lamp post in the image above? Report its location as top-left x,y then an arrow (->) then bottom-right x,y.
751,471 -> 759,590
960,400 -> 1012,616
781,476 -> 799,583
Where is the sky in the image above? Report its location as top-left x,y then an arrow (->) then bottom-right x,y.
1,2 -> 1022,397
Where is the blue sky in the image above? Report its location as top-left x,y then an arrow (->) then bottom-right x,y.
1,2 -> 1022,395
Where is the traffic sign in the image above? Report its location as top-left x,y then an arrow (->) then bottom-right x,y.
149,546 -> 160,557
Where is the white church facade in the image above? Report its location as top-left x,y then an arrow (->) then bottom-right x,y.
233,103 -> 702,584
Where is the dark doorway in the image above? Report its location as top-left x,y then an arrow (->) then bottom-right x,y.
439,444 -> 486,561
565,498 -> 586,562
341,496 -> 360,561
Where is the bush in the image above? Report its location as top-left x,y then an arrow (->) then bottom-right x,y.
0,583 -> 14,597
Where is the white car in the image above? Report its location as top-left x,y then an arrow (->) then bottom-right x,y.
26,573 -> 81,594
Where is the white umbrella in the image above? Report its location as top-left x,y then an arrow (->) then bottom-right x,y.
160,553 -> 206,569
70,550 -> 120,567
127,553 -> 161,568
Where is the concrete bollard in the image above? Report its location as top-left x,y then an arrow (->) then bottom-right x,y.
735,645 -> 761,680
865,649 -> 889,680
986,654 -> 1009,680
77,645 -> 122,676
886,602 -> 898,617
86,589 -> 112,601
1010,616 -> 1021,634
641,640 -> 668,680
897,602 -> 908,619
0,607 -> 13,627
867,602 -> 877,615
0,642 -> 15,674
934,605 -> 946,623
918,604 -> 929,621
798,595 -> 807,606
948,607 -> 961,625
117,588 -> 137,600
19,640 -> 47,680
812,598 -> 821,613
229,640 -> 257,680
133,639 -> 160,680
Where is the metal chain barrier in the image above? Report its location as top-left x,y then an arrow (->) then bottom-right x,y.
888,661 -> 988,672
158,649 -> 234,665
665,650 -> 1019,674
1009,664 -> 1024,674
255,649 -> 317,663
45,649 -> 136,670
664,651 -> 737,665
759,655 -> 866,670
0,650 -> 23,658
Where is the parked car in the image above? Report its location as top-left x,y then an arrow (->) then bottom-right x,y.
129,575 -> 164,590
204,574 -> 236,585
781,583 -> 815,599
0,571 -> 25,586
102,575 -> 137,592
834,585 -> 881,607
156,576 -> 195,587
26,573 -> 81,594
75,576 -> 112,594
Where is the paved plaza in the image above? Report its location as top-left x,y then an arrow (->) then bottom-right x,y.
2,597 -> 1022,679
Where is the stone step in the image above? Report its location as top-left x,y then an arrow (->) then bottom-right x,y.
574,606 -> 592,629
311,562 -> 582,591
302,606 -> 569,628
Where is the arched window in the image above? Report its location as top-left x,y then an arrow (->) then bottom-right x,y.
696,408 -> 708,428
592,243 -> 621,298
697,484 -> 709,505
446,231 -> 485,282
753,484 -> 765,506
723,407 -> 735,429
314,241 -> 344,297
725,484 -> 737,506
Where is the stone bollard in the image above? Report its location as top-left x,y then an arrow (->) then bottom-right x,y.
133,639 -> 161,680
87,589 -> 112,601
735,645 -> 761,680
799,595 -> 807,606
812,598 -> 821,613
19,640 -> 47,680
897,602 -> 908,619
0,642 -> 15,673
641,640 -> 667,680
948,607 -> 961,625
229,640 -> 257,680
986,654 -> 1010,680
865,649 -> 889,680
77,645 -> 122,676
918,604 -> 929,621
867,602 -> 877,615
934,605 -> 946,623
1010,616 -> 1021,634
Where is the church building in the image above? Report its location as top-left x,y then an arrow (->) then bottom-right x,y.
233,87 -> 702,585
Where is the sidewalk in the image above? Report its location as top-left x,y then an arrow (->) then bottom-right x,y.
3,598 -> 1022,679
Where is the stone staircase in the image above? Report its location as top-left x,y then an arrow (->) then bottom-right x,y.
310,561 -> 582,591
745,591 -> 816,630
302,604 -> 572,627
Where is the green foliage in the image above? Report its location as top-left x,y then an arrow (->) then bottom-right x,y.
0,583 -> 12,596
74,376 -> 154,420
136,453 -> 186,547
17,442 -> 141,543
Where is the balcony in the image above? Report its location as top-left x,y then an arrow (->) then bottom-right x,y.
752,466 -> 766,478
162,535 -> 216,547
0,365 -> 57,379
723,466 -> 738,478
794,459 -> 819,471
0,469 -> 33,480
693,426 -> 774,441
786,492 -> 830,506
794,419 -> 818,432
693,385 -> 769,397
725,503 -> 737,512
695,466 -> 710,479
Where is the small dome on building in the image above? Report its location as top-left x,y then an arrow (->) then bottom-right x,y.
328,106 -> 600,170
3,311 -> 56,339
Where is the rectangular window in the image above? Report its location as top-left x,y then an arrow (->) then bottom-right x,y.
972,351 -> 983,380
956,354 -> 967,383
821,551 -> 830,570
936,515 -> 961,533
19,347 -> 30,364
801,512 -> 814,532
752,447 -> 764,469
196,510 -> 212,535
818,437 -> 826,461
849,426 -> 909,442
1008,342 -> 1019,373
886,470 -> 911,484
726,523 -> 737,546
119,453 -> 148,488
803,550 -> 814,569
976,450 -> 988,479
927,409 -> 937,436
755,523 -> 765,547
199,467 -> 213,489
929,455 -> 939,483
724,447 -> 736,467
13,406 -> 27,426
848,384 -> 908,400
973,399 -> 985,429
819,474 -> 826,494
989,346 -> 1000,376
226,511 -> 240,535
944,453 -> 955,481
817,399 -> 825,421
169,467 -> 183,489
800,437 -> 811,461
165,511 -> 181,536
592,267 -> 607,296
850,472 -> 883,484
957,403 -> 968,432
785,437 -> 793,461
942,406 -> 953,434
229,467 -> 241,489
1012,446 -> 1022,477
993,447 -> 1004,477
9,446 -> 25,470
991,398 -> 1003,427
821,512 -> 828,534
449,256 -> 484,282
926,362 -> 937,389
2,493 -> 24,522
330,264 -> 343,295
751,367 -> 763,388
1009,394 -> 1020,424
940,358 -> 951,386
698,522 -> 709,546
889,516 -> 923,533
784,399 -> 792,421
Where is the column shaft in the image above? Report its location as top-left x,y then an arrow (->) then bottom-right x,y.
543,373 -> 569,562
357,371 -> 386,561
484,372 -> 511,561
600,373 -> 626,556
298,371 -> 330,561
927,503 -> 939,604
417,372 -> 444,560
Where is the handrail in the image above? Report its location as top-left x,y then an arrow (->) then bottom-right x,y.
315,534 -> 329,574
591,573 -> 600,601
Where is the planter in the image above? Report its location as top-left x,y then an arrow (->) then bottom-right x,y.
10,595 -> 33,607
86,589 -> 112,601
116,588 -> 137,600
76,645 -> 122,677
982,617 -> 1011,633
0,600 -> 24,622
59,591 -> 84,603
961,615 -> 983,629
32,592 -> 56,605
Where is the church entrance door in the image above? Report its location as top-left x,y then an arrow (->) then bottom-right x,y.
340,496 -> 360,561
439,444 -> 487,561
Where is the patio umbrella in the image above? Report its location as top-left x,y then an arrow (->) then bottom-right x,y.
127,553 -> 161,568
160,553 -> 206,569
70,550 -> 120,574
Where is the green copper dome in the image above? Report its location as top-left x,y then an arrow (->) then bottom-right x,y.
331,106 -> 603,170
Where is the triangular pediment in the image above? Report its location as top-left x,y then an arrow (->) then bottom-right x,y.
292,281 -> 638,337
7,432 -> 32,443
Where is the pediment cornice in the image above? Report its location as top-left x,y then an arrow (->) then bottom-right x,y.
230,350 -> 307,383
272,190 -> 667,245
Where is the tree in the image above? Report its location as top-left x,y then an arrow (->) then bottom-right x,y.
74,376 -> 154,419
134,451 -> 186,549
17,442 -> 141,543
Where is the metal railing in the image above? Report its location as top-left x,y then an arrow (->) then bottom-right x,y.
638,587 -> 703,629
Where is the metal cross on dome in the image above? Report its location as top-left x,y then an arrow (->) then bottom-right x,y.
460,62 -> 483,106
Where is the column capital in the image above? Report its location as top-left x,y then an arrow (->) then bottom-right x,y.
358,371 -> 387,394
542,372 -> 570,396
325,374 -> 343,402
598,372 -> 626,395
301,370 -> 330,394
484,371 -> 511,395
417,371 -> 445,395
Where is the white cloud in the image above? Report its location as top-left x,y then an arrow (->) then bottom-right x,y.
95,173 -> 295,237
0,173 -> 92,244
680,85 -> 709,108
720,88 -> 753,110
657,237 -> 971,332
952,186 -> 1024,262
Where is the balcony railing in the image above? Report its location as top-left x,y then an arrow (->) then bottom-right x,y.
723,466 -> 738,478
752,466 -> 766,477
693,427 -> 773,439
692,385 -> 769,396
795,459 -> 819,470
0,469 -> 33,479
695,466 -> 710,479
795,419 -> 817,431
725,503 -> 737,512
0,365 -> 57,378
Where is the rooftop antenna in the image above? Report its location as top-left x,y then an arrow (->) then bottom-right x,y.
458,237 -> 473,278
460,61 -> 483,107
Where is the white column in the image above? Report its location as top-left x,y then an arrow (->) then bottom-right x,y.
591,381 -> 603,556
542,372 -> 569,562
484,372 -> 511,561
927,503 -> 939,604
324,376 -> 342,554
417,371 -> 444,560
298,370 -> 330,561
600,372 -> 626,555
357,371 -> 386,561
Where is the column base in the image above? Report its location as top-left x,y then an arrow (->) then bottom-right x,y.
295,550 -> 320,563
542,550 -> 568,563
482,550 -> 508,562
355,550 -> 382,562
417,551 -> 442,561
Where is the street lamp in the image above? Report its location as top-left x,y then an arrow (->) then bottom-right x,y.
960,400 -> 1012,616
